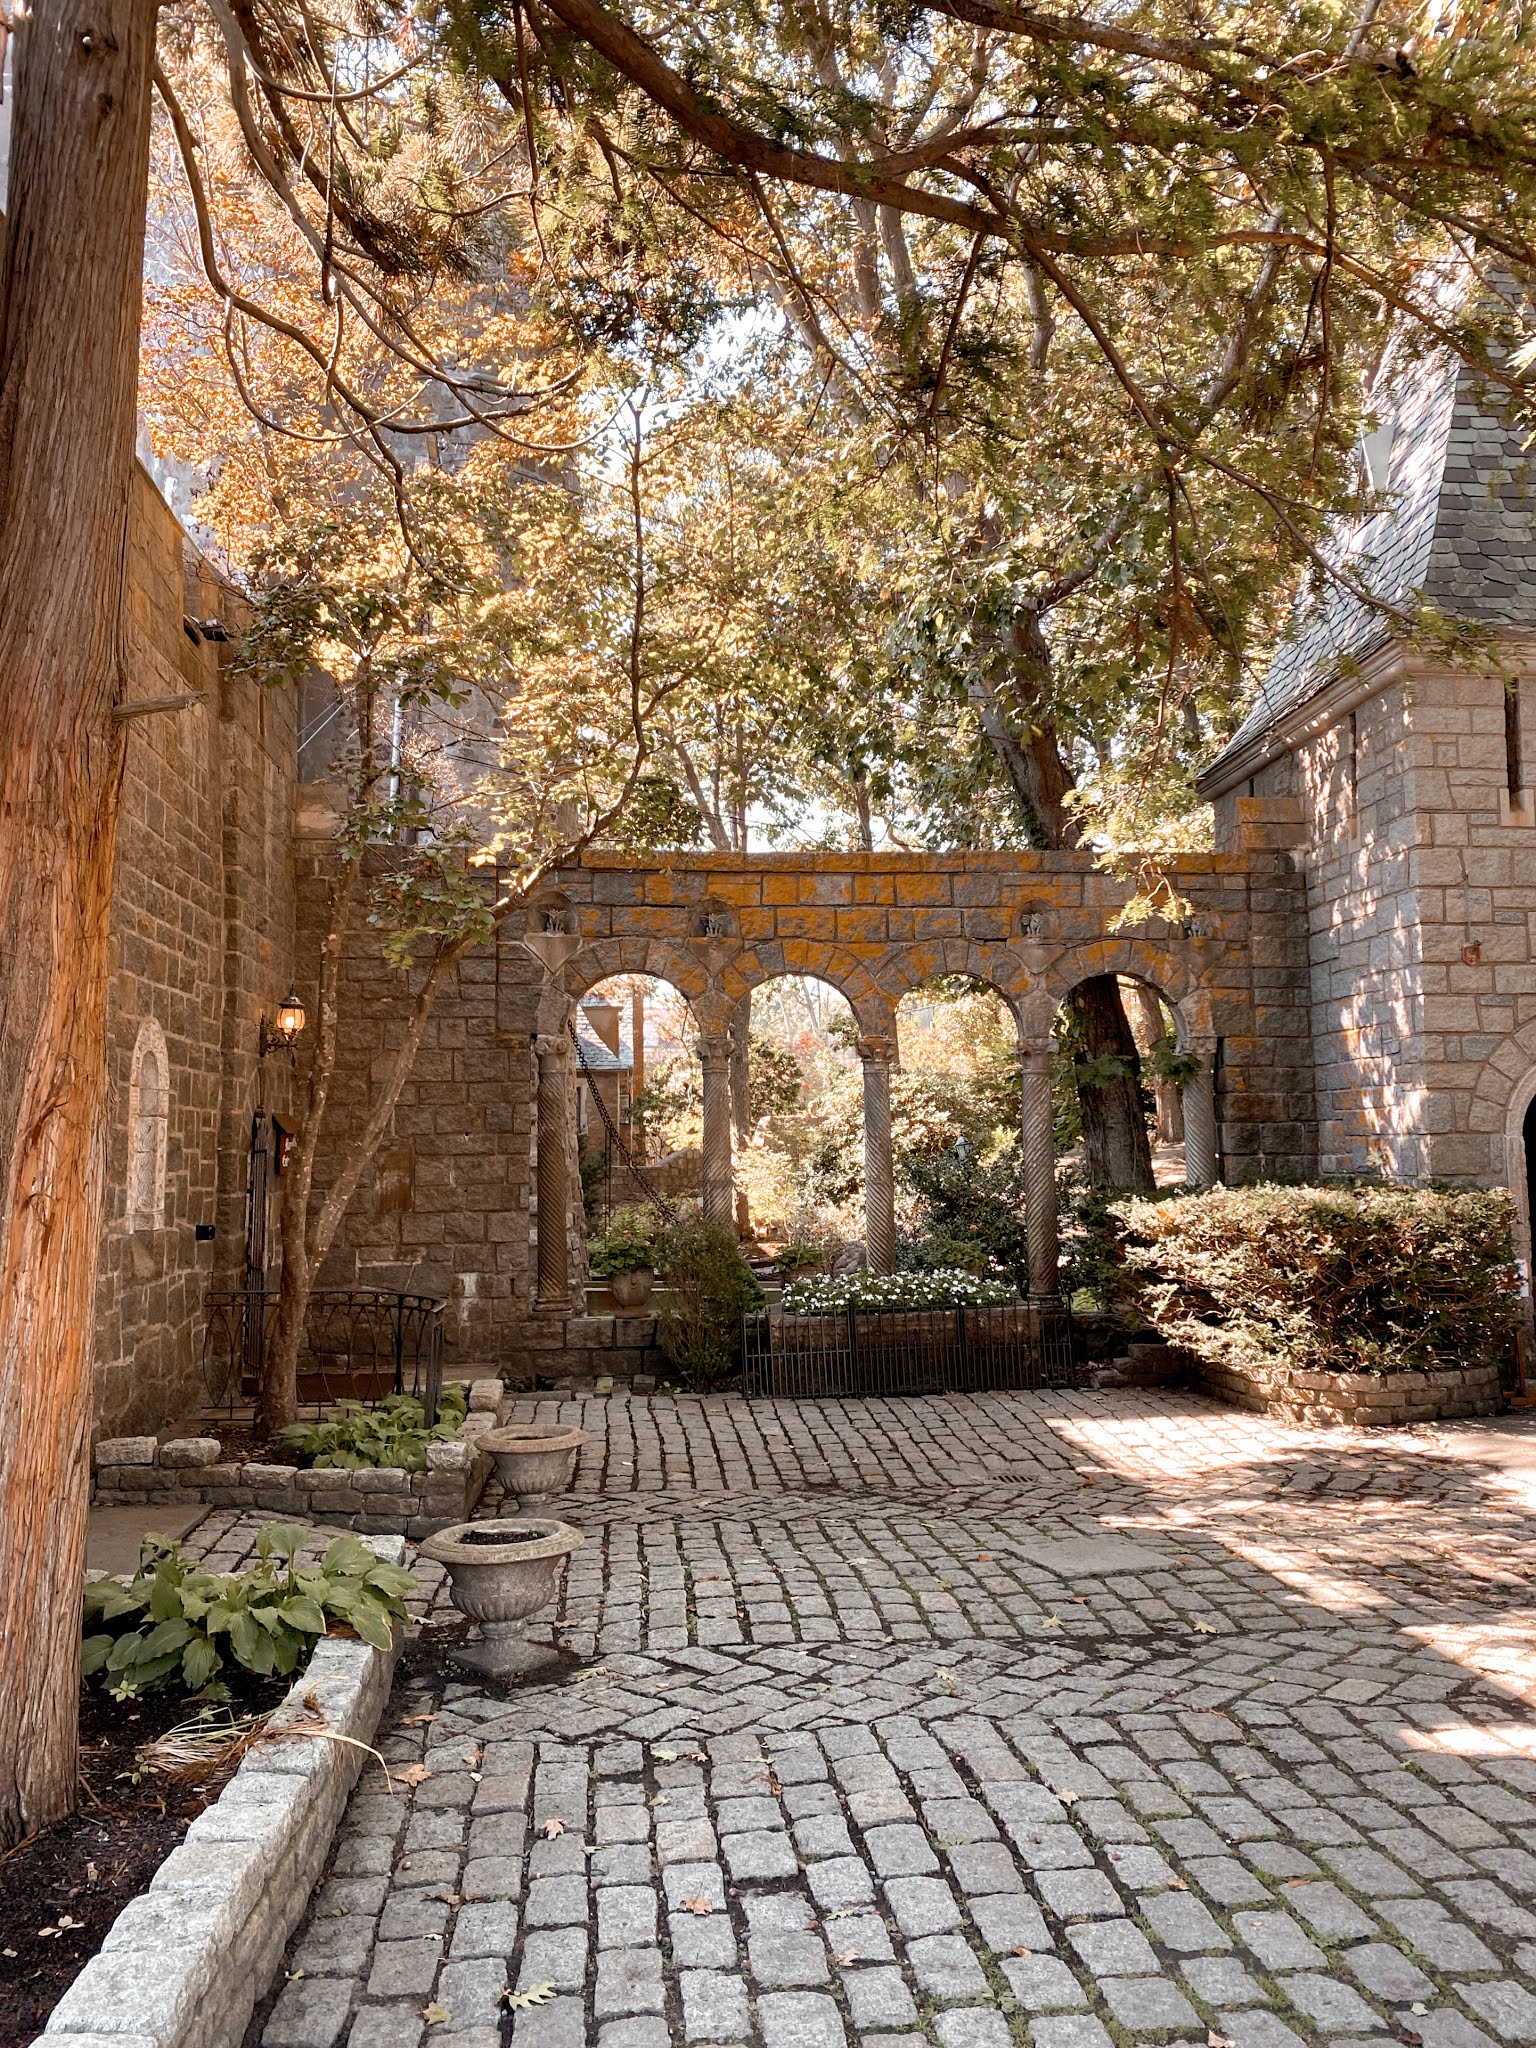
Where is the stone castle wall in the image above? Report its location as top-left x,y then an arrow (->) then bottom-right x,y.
92,470 -> 299,1436
1213,642 -> 1536,1191
282,844 -> 1315,1377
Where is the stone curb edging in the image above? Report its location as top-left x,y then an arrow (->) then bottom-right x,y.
42,1535 -> 407,2048
92,1379 -> 507,1538
1196,1355 -> 1504,1424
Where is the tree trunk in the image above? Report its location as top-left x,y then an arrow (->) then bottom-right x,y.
0,0 -> 158,1844
1127,980 -> 1184,1146
1069,977 -> 1156,1192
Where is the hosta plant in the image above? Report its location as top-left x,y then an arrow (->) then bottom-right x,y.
781,1268 -> 1016,1315
276,1382 -> 467,1470
81,1524 -> 415,1700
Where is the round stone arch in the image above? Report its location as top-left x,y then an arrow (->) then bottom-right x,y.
1470,1025 -> 1536,1273
731,942 -> 897,1041
883,958 -> 1030,1052
555,939 -> 717,1033
1026,939 -> 1211,1044
1028,939 -> 1221,1191
882,945 -> 1035,1029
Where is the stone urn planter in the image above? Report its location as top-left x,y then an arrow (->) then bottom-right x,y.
480,1422 -> 589,1507
608,1266 -> 655,1312
418,1518 -> 583,1678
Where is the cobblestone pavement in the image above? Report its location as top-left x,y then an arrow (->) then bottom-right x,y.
248,1389 -> 1536,2048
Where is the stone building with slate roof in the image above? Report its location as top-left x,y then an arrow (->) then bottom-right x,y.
81,340 -> 1536,1419
1197,345 -> 1536,1254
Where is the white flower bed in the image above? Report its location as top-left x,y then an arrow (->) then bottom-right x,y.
779,1268 -> 1017,1315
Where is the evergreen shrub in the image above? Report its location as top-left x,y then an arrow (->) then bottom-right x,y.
1114,1182 -> 1519,1376
655,1214 -> 764,1389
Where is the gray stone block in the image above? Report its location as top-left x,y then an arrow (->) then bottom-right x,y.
262,1973 -> 356,2047
95,1436 -> 157,1467
157,1436 -> 222,1467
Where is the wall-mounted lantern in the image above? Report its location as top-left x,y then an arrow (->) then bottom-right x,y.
259,988 -> 307,1063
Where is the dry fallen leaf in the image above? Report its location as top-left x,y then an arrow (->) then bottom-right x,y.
1012,1945 -> 1033,1957
1039,1616 -> 1062,1631
681,1897 -> 713,1915
396,1763 -> 433,1787
1057,1789 -> 1079,1806
653,1747 -> 681,1762
504,1983 -> 558,2010
422,2003 -> 452,2025
398,1714 -> 440,1727
836,1947 -> 860,1965
1166,1879 -> 1190,1891
1208,2034 -> 1233,2048
542,1817 -> 566,1838
1191,1619 -> 1219,1635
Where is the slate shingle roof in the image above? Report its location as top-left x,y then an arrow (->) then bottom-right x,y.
573,1029 -> 631,1072
1202,346 -> 1536,782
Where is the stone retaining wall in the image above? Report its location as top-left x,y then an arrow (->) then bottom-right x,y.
92,1378 -> 508,1539
1197,1355 -> 1504,1424
44,1538 -> 403,2048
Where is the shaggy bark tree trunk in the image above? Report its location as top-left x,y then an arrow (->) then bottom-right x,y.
1128,980 -> 1184,1146
0,0 -> 158,1845
1070,977 -> 1157,1192
977,616 -> 1155,1192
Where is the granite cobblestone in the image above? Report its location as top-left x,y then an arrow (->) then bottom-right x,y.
243,1388 -> 1536,2047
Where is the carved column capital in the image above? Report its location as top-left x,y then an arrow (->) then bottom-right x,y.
534,1031 -> 569,1066
856,1033 -> 896,1068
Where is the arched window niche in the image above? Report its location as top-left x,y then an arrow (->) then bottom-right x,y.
126,1019 -> 170,1233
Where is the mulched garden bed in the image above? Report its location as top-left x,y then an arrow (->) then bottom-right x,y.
0,1672 -> 287,2048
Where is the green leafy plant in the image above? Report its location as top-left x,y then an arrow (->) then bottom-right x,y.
774,1242 -> 825,1275
1114,1183 -> 1521,1377
654,1213 -> 764,1389
588,1206 -> 665,1277
899,1141 -> 1031,1286
276,1384 -> 466,1470
82,1525 -> 415,1701
780,1267 -> 1015,1315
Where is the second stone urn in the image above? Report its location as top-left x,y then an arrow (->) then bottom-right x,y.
419,1517 -> 582,1678
480,1422 -> 588,1509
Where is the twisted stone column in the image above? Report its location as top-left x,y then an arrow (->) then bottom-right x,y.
698,1034 -> 734,1228
857,1035 -> 896,1275
1020,1044 -> 1061,1303
1182,1040 -> 1220,1190
533,1033 -> 571,1310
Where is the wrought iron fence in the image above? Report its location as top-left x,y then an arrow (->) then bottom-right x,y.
742,1301 -> 1077,1399
202,1287 -> 445,1420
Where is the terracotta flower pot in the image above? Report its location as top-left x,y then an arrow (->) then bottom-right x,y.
418,1517 -> 582,1678
479,1422 -> 589,1507
608,1267 -> 654,1311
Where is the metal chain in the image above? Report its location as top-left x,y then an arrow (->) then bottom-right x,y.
567,1017 -> 673,1219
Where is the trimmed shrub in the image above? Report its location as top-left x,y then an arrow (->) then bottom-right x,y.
655,1214 -> 765,1389
1114,1182 -> 1519,1376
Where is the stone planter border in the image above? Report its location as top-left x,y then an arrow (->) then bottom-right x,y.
1197,1354 -> 1504,1425
92,1379 -> 508,1539
43,1535 -> 405,2048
